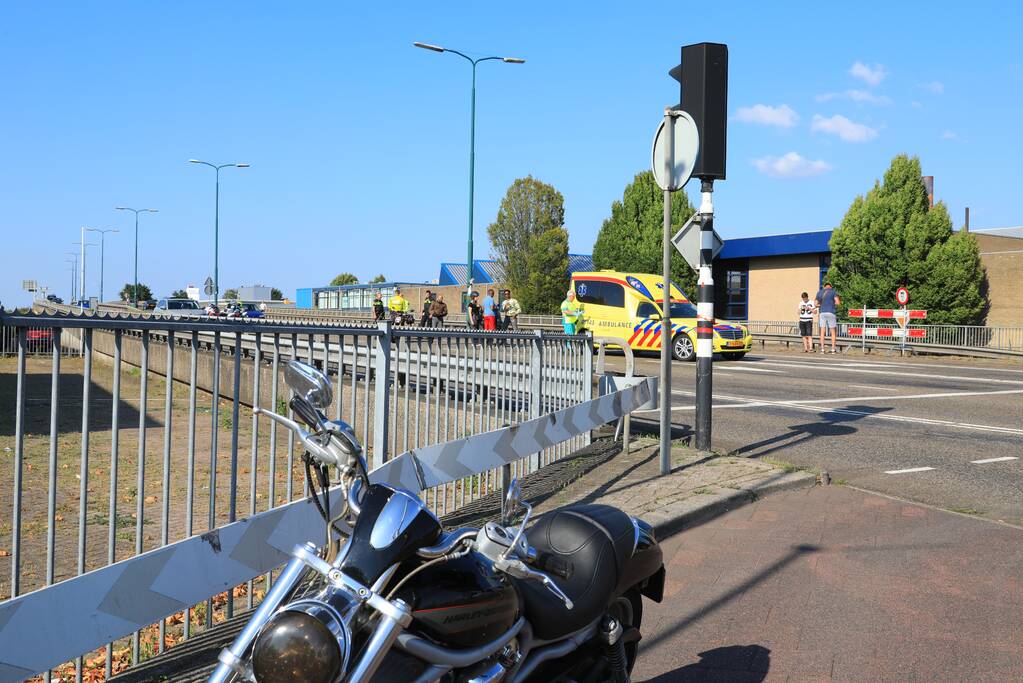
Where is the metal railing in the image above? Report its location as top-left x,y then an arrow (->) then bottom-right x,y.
743,320 -> 1023,354
0,309 -> 591,680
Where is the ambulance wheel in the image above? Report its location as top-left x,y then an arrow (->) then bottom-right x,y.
671,333 -> 695,362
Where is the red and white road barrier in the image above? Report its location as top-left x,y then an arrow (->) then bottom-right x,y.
848,309 -> 927,320
848,327 -> 926,338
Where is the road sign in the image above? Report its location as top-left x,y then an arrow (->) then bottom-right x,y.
651,111 -> 700,191
896,286 -> 910,306
204,276 -> 214,296
22,280 -> 37,292
671,213 -> 723,271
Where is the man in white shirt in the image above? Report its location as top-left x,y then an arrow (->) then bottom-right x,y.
798,292 -> 815,352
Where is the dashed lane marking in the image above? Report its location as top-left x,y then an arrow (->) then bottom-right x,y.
970,456 -> 1019,464
751,360 -> 1023,386
885,467 -> 936,474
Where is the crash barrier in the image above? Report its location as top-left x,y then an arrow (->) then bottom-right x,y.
0,309 -> 595,681
741,320 -> 1023,358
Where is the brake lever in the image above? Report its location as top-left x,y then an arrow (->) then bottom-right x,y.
253,407 -> 339,468
494,556 -> 573,610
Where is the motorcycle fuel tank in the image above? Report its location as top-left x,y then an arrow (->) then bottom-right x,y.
396,553 -> 521,649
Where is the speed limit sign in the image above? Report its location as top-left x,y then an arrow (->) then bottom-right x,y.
896,286 -> 910,306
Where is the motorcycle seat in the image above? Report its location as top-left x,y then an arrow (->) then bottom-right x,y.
518,504 -> 636,640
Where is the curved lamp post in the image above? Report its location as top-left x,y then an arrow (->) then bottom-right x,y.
188,160 -> 249,306
85,227 -> 119,303
413,41 -> 524,299
115,207 -> 158,306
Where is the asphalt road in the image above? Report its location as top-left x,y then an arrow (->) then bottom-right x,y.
616,348 -> 1023,526
632,485 -> 1023,682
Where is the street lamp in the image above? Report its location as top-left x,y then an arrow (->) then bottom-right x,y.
65,254 -> 78,302
74,238 -> 98,308
188,160 -> 249,306
413,41 -> 525,299
85,228 -> 119,303
115,207 -> 158,307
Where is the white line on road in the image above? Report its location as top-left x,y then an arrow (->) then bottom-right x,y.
848,384 -> 899,392
970,456 -> 1019,464
670,388 -> 1023,405
885,467 -> 936,474
668,389 -> 1023,436
735,360 -> 1023,386
710,365 -> 783,373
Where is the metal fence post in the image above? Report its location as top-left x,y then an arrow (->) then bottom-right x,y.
529,330 -> 543,472
372,321 -> 392,470
583,331 -> 594,447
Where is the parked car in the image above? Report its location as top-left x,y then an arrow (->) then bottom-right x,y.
154,298 -> 205,317
240,302 -> 265,318
45,294 -> 63,304
142,299 -> 157,310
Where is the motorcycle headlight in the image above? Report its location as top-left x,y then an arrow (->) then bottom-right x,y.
251,601 -> 350,683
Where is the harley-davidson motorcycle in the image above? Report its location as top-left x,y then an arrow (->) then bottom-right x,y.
209,360 -> 665,683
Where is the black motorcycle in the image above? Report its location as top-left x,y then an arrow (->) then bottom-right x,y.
210,360 -> 664,683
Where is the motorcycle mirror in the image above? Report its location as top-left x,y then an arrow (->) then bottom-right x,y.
502,479 -> 522,526
284,360 -> 333,410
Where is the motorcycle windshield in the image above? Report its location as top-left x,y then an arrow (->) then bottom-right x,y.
340,484 -> 442,586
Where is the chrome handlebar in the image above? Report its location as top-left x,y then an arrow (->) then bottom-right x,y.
253,406 -> 341,468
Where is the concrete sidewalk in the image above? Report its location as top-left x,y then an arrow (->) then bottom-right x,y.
533,437 -> 818,535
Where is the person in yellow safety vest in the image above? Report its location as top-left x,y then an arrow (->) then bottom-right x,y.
388,288 -> 408,314
561,290 -> 583,334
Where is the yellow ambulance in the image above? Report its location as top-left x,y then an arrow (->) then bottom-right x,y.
571,270 -> 752,360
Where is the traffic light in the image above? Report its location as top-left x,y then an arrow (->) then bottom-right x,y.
669,43 -> 728,181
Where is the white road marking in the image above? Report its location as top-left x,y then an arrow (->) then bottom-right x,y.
848,384 -> 899,392
709,365 -> 783,373
668,389 -> 1023,436
761,355 -> 1023,376
670,388 -> 1023,405
970,456 -> 1019,464
885,467 -> 936,474
739,360 -> 1023,386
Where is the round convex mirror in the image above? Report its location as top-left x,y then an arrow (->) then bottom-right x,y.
284,360 -> 333,410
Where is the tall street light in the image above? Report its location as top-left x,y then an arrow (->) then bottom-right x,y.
85,228 -> 119,303
115,207 -> 158,307
65,253 -> 78,302
74,238 -> 98,309
188,160 -> 249,305
413,41 -> 525,300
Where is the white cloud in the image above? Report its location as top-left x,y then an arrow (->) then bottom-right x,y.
811,114 -> 879,142
849,61 -> 888,86
752,152 -> 833,179
918,81 -> 945,94
816,89 -> 891,105
733,104 -> 799,128
941,130 -> 957,140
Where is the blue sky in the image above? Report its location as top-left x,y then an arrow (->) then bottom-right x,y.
2,1 -> 1021,306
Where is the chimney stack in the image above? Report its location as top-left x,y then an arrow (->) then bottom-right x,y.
921,176 -> 934,208
964,207 -> 970,232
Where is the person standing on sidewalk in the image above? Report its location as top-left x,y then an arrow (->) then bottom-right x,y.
420,290 -> 434,327
561,290 -> 583,335
501,289 -> 521,331
815,281 -> 841,354
482,288 -> 497,331
798,291 -> 816,352
430,294 -> 447,327
468,292 -> 483,330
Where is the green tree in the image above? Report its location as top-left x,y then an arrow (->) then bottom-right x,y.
523,227 -> 571,314
592,171 -> 698,297
223,288 -> 239,300
369,274 -> 387,284
487,176 -> 568,308
120,283 -> 152,302
170,289 -> 189,299
330,273 -> 358,286
828,154 -> 985,324
270,287 -> 284,300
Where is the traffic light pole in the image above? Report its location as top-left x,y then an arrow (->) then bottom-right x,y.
695,179 -> 715,450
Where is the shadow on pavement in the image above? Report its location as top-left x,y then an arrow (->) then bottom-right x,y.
642,544 -> 819,653
640,644 -> 771,682
733,404 -> 893,460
